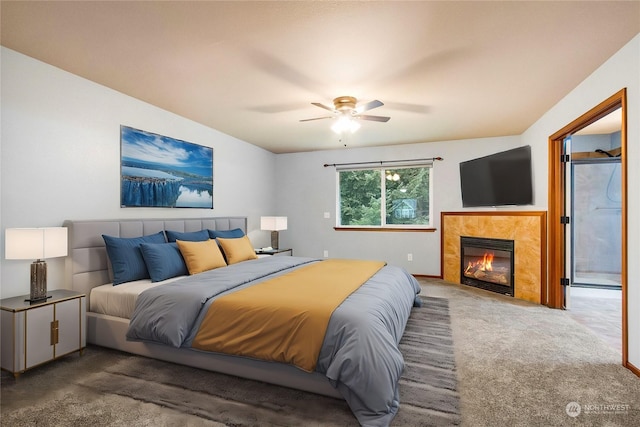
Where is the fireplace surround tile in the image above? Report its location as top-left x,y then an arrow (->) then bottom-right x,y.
441,211 -> 547,303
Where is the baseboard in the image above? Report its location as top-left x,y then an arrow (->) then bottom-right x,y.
413,274 -> 443,279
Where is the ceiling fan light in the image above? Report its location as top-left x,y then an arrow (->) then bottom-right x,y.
331,115 -> 360,134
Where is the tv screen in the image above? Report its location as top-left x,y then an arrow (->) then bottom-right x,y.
459,145 -> 533,207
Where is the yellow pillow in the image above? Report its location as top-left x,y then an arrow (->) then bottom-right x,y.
217,235 -> 258,265
176,239 -> 227,274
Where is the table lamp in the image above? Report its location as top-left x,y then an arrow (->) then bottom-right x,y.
5,227 -> 68,302
260,216 -> 287,250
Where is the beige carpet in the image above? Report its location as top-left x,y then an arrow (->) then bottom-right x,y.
422,278 -> 639,427
2,278 -> 638,426
0,296 -> 460,426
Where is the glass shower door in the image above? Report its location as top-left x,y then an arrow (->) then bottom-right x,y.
571,158 -> 622,289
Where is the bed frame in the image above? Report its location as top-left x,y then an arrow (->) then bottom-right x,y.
64,217 -> 341,399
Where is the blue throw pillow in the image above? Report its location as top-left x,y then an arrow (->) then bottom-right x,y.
102,231 -> 166,285
140,242 -> 188,282
208,228 -> 245,239
165,229 -> 210,243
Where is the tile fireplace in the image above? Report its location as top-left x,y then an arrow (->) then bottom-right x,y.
442,211 -> 545,303
460,236 -> 514,296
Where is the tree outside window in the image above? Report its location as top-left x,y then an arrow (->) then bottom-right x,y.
338,165 -> 431,227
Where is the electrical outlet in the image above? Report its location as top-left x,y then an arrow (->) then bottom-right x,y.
407,253 -> 413,261
324,212 -> 330,219
323,250 -> 329,258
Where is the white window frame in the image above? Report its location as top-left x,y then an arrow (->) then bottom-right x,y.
335,162 -> 434,229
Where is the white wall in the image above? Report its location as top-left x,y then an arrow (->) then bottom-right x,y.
521,34 -> 640,369
275,134 -> 546,275
0,47 -> 277,298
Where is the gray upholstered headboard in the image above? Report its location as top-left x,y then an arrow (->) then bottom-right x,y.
63,217 -> 247,304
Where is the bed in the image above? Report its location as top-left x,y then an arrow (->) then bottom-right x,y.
64,217 -> 421,426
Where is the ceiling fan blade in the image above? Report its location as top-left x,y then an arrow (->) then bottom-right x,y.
300,116 -> 333,122
384,101 -> 430,114
355,100 -> 383,114
311,102 -> 336,113
356,114 -> 390,122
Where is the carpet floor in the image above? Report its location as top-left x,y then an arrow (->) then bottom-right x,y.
4,278 -> 638,426
422,278 -> 639,427
0,296 -> 460,426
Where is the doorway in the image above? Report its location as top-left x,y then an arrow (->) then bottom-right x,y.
566,114 -> 623,352
547,89 -> 628,366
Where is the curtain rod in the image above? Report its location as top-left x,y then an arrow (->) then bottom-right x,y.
323,157 -> 443,168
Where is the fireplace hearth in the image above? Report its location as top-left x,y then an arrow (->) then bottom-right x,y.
460,236 -> 514,296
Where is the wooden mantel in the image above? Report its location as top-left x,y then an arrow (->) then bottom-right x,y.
441,211 -> 547,304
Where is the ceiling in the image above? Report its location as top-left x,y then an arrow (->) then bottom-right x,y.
2,1 -> 638,154
574,108 -> 622,136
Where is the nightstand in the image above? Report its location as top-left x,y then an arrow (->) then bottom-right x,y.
255,248 -> 293,257
0,289 -> 86,378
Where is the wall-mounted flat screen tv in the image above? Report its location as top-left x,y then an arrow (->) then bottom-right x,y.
459,145 -> 533,207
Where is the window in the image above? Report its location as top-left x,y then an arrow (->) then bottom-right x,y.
337,164 -> 432,228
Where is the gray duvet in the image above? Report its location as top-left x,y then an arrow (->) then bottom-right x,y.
126,256 -> 421,426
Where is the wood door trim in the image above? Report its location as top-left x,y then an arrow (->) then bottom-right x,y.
547,88 -> 628,368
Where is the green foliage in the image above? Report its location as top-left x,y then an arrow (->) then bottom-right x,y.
339,166 -> 430,226
339,170 -> 381,225
385,167 -> 430,225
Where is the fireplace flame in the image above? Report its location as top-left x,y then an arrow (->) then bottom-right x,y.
465,252 -> 494,275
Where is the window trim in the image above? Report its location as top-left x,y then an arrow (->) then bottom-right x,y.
336,163 -> 434,229
334,226 -> 436,232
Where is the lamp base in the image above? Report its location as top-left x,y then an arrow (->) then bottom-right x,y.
30,260 -> 48,302
271,231 -> 279,250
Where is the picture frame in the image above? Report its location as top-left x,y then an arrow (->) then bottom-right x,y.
120,126 -> 214,208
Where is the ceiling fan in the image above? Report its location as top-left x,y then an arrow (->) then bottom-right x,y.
300,96 -> 390,133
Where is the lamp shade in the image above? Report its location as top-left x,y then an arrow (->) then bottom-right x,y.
260,216 -> 287,231
5,227 -> 68,260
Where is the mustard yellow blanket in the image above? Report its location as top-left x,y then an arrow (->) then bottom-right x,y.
192,259 -> 386,372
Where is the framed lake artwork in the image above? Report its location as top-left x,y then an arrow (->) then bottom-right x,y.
120,126 -> 214,208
